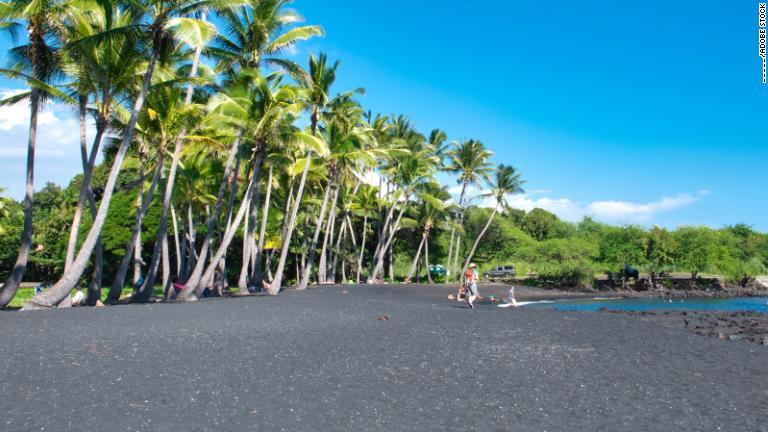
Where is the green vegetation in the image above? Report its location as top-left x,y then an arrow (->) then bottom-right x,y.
411,208 -> 767,286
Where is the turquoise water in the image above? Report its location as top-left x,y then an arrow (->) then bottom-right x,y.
524,297 -> 768,313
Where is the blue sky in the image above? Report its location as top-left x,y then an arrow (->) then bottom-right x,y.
1,0 -> 766,230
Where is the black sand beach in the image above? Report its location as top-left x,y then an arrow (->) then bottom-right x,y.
1,284 -> 766,431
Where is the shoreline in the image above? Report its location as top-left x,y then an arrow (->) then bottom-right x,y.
399,281 -> 768,302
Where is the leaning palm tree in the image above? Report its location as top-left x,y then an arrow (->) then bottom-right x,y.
61,4 -> 147,304
444,139 -> 494,285
267,52 -> 337,294
300,99 -> 370,289
22,0 -> 220,309
130,85 -> 205,303
181,74 -> 307,299
460,164 -> 525,275
370,147 -> 438,281
0,0 -> 74,308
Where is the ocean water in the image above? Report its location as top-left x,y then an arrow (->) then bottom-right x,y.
522,297 -> 768,313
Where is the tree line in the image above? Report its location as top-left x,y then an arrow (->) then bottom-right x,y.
0,0 -> 526,309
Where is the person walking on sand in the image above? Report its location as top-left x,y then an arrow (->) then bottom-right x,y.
464,263 -> 479,309
507,285 -> 518,307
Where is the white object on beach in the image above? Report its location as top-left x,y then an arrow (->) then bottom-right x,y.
72,290 -> 85,306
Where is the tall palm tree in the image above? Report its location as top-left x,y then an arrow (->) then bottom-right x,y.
130,85 -> 205,302
23,0 -> 220,309
267,52 -> 336,294
444,139 -> 494,285
370,147 -> 438,281
0,0 -> 74,307
460,164 -> 525,275
350,184 -> 379,283
300,100 -> 370,288
187,75 -> 304,298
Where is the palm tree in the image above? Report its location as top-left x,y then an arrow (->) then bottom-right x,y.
23,0 -> 220,309
460,164 -> 525,275
105,147 -> 165,303
187,76 -> 305,299
267,52 -> 336,294
211,0 -> 323,74
0,0 -> 75,307
370,146 -> 438,281
130,85 -> 205,302
299,100 -> 370,289
60,5 -> 142,261
350,184 -> 379,283
404,186 -> 453,283
444,139 -> 494,285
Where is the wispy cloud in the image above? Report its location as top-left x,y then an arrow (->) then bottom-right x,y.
447,183 -> 706,225
585,193 -> 702,223
0,88 -> 98,198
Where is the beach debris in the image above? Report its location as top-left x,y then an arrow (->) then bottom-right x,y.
755,276 -> 768,290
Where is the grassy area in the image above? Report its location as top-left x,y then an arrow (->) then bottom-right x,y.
7,286 -> 166,309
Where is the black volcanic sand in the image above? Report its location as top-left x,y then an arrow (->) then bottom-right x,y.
1,284 -> 766,431
604,310 -> 768,346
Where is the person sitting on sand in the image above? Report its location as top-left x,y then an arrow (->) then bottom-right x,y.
465,263 -> 479,309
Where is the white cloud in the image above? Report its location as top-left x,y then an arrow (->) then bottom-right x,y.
585,193 -> 700,222
446,181 -> 706,225
0,88 -> 99,198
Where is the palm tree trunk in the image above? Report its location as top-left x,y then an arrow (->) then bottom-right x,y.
64,98 -> 106,272
368,198 -> 400,279
444,227 -> 455,286
22,39 -> 161,310
237,200 -> 252,293
133,175 -> 143,286
345,215 -> 357,248
106,162 -> 162,303
406,231 -> 427,281
194,153 -> 263,297
132,163 -> 174,303
356,216 -> 368,284
330,213 -> 347,283
161,228 -> 171,294
318,183 -> 339,283
178,133 -> 242,298
461,204 -> 499,276
269,153 -> 312,294
297,181 -> 333,290
0,89 -> 39,308
388,224 -> 395,282
237,157 -> 258,292
450,181 -> 469,284
425,232 -> 433,284
171,204 -> 181,278
371,193 -> 410,280
184,205 -> 197,281
251,165 -> 273,286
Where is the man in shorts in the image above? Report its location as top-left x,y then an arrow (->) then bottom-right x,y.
464,263 -> 479,309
